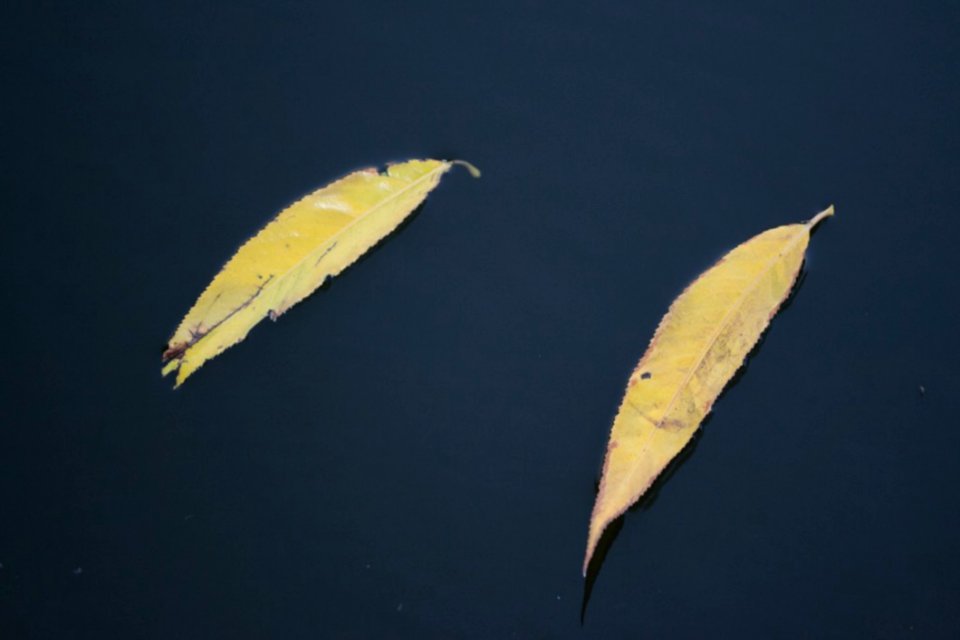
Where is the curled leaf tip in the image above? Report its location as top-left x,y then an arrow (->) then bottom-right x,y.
450,160 -> 481,178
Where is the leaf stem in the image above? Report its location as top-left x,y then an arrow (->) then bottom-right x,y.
450,160 -> 482,178
807,205 -> 835,229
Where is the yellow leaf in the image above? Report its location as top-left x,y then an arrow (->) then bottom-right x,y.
583,206 -> 834,575
162,158 -> 479,386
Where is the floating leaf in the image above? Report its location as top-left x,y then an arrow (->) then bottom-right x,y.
583,206 -> 834,574
162,159 -> 479,386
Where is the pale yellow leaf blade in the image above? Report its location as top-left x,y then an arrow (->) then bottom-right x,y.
583,206 -> 834,575
162,159 -> 474,386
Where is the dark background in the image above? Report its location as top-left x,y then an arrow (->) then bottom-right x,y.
2,1 -> 958,637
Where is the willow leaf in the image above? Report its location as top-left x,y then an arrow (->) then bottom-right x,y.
162,158 -> 479,386
584,206 -> 834,574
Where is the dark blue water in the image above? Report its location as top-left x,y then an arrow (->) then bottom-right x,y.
3,1 -> 959,637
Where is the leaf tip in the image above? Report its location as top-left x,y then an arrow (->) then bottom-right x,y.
162,350 -> 193,388
449,160 -> 481,178
582,518 -> 605,577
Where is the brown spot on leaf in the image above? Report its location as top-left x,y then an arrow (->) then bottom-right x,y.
162,343 -> 186,361
657,417 -> 686,433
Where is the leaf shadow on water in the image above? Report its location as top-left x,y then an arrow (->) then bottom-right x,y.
580,430 -> 705,624
580,265 -> 810,623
